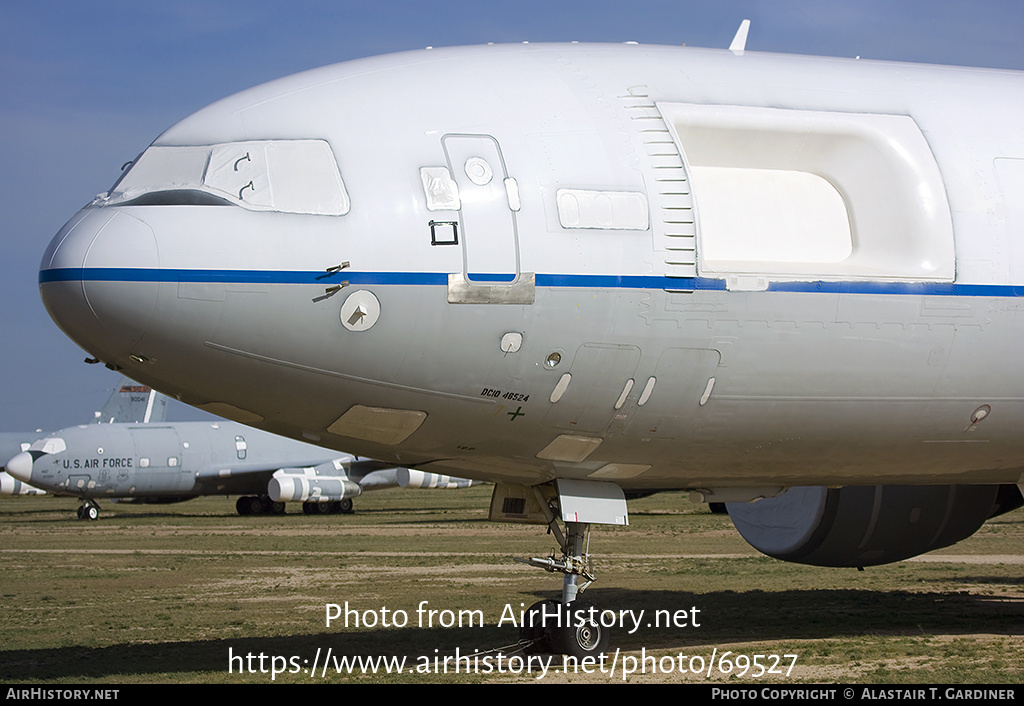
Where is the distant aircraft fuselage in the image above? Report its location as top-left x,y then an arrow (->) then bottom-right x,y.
8,421 -> 340,500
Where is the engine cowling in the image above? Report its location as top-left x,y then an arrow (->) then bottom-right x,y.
397,468 -> 476,489
268,467 -> 362,503
726,484 -> 1022,568
0,472 -> 45,496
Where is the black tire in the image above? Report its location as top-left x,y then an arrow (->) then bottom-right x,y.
550,600 -> 610,659
237,497 -> 251,515
339,498 -> 354,514
261,497 -> 286,514
519,599 -> 559,654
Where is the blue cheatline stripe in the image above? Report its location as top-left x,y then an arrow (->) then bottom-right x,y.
38,268 -> 449,286
37,267 -> 1024,297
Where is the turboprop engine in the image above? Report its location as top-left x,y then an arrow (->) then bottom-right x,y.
726,484 -> 1023,568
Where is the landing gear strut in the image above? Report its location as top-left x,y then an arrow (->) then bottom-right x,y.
493,479 -> 627,658
519,521 -> 610,658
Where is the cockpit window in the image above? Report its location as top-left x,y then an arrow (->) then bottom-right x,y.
118,190 -> 233,207
96,140 -> 350,216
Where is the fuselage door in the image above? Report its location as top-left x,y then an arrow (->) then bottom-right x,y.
442,134 -> 520,283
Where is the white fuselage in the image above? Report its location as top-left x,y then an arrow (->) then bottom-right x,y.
39,44 -> 1024,491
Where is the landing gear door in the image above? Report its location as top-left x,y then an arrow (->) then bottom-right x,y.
443,134 -> 533,304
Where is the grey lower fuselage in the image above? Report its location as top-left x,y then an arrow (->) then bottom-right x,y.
37,43 -> 1024,492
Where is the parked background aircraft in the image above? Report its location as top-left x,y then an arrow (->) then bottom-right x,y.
6,405 -> 474,521
4,377 -> 474,518
1,377 -> 164,496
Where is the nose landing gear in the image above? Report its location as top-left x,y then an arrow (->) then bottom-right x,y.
492,479 -> 627,658
76,499 -> 101,520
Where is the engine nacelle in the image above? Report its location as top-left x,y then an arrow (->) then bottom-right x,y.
726,484 -> 1021,568
397,468 -> 476,489
0,472 -> 45,496
268,467 -> 362,503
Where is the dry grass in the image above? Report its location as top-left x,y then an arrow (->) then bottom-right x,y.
1,487 -> 1021,683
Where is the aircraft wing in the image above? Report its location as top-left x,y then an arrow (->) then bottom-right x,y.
266,458 -> 474,501
192,456 -> 472,500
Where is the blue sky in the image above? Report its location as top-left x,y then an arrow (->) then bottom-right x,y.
1,0 -> 1022,431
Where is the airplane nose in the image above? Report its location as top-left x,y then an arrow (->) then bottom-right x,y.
5,452 -> 34,483
39,208 -> 160,362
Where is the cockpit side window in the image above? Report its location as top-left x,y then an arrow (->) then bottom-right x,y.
118,190 -> 233,207
97,140 -> 350,216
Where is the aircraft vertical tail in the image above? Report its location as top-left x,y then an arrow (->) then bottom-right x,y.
91,377 -> 168,424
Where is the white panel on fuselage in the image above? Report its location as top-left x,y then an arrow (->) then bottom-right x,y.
690,167 -> 852,264
660,103 -> 955,284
